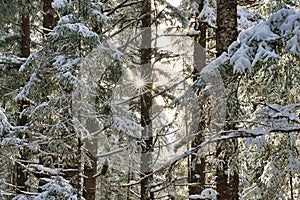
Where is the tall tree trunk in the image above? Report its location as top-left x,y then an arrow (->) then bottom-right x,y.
140,0 -> 153,199
43,0 -> 57,34
37,0 -> 58,192
216,0 -> 237,58
215,0 -> 239,199
189,0 -> 207,197
16,8 -> 31,193
77,137 -> 84,200
83,119 -> 98,200
20,13 -> 30,58
16,104 -> 28,193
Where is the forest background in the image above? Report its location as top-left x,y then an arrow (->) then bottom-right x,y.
0,0 -> 300,199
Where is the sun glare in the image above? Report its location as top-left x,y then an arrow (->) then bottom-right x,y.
134,78 -> 146,89
127,69 -> 149,91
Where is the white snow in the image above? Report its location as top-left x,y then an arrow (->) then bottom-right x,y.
230,9 -> 300,73
53,56 -> 81,71
52,0 -> 72,12
15,73 -> 39,101
255,103 -> 300,124
198,0 -> 216,28
57,14 -> 75,25
33,176 -> 77,200
91,9 -> 108,21
19,52 -> 37,72
284,154 -> 300,173
201,53 -> 229,78
285,30 -> 300,57
28,164 -> 61,175
237,6 -> 262,30
260,161 -> 282,187
50,22 -> 99,42
187,30 -> 200,36
188,188 -> 218,200
0,108 -> 9,136
63,23 -> 98,38
189,194 -> 202,199
112,116 -> 142,138
0,56 -> 27,69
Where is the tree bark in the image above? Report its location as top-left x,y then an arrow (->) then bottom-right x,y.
43,0 -> 57,34
215,0 -> 239,199
36,0 -> 58,192
83,119 -> 98,200
189,0 -> 207,197
140,0 -> 153,199
20,13 -> 30,58
16,8 -> 31,193
83,155 -> 97,200
216,0 -> 237,57
16,101 -> 29,193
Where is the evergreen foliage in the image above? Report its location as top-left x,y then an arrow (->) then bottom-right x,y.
0,0 -> 300,199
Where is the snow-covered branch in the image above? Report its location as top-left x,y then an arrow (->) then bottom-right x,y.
0,108 -> 10,136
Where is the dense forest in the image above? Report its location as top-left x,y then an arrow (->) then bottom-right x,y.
0,0 -> 300,199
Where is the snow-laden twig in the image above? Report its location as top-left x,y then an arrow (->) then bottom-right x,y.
117,124 -> 300,187
0,108 -> 10,136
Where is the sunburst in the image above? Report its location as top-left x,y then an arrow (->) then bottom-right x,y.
127,69 -> 151,92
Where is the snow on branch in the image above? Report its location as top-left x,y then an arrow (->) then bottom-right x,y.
168,102 -> 300,175
52,0 -> 73,15
114,122 -> 300,191
0,56 -> 27,70
230,8 -> 300,73
198,0 -> 216,28
32,176 -> 78,200
19,51 -> 39,72
0,108 -> 9,136
254,102 -> 300,124
51,22 -> 99,40
237,6 -> 262,30
14,72 -> 39,102
189,188 -> 218,200
194,8 -> 300,92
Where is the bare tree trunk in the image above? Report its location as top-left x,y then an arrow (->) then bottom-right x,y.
16,7 -> 31,193
215,0 -> 239,199
83,119 -> 98,200
16,105 -> 28,193
189,0 -> 207,197
216,0 -> 237,58
83,156 -> 97,200
20,13 -> 30,58
43,0 -> 57,34
140,0 -> 153,199
36,0 -> 58,192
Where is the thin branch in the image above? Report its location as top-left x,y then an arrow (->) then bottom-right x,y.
104,0 -> 144,16
116,125 -> 300,187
